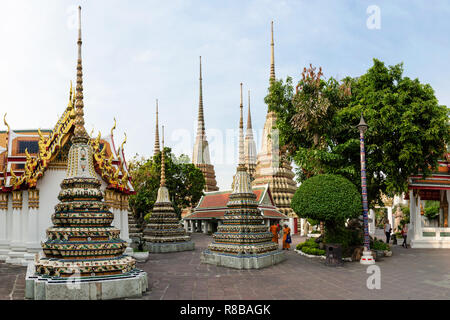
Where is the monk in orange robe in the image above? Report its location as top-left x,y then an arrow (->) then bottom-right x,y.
282,225 -> 291,250
270,223 -> 279,244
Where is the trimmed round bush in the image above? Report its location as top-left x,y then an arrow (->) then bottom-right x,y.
291,174 -> 361,226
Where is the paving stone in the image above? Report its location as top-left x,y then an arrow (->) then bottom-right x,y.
2,233 -> 450,300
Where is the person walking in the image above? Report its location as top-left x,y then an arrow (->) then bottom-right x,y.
270,222 -> 279,244
282,224 -> 291,250
401,223 -> 408,248
384,220 -> 392,244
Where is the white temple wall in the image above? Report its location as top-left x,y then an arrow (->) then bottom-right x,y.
2,168 -> 133,265
37,169 -> 67,245
0,199 -> 9,261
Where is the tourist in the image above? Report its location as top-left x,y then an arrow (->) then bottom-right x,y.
384,220 -> 392,244
401,224 -> 408,248
282,224 -> 291,250
270,223 -> 279,244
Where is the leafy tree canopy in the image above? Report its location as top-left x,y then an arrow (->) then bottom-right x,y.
128,148 -> 205,219
266,59 -> 449,206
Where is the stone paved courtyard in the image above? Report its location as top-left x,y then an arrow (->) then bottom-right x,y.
1,232 -> 450,300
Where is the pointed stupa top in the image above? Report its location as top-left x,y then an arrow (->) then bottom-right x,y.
192,56 -> 212,165
155,125 -> 171,203
73,6 -> 89,142
238,83 -> 245,166
160,125 -> 166,187
270,21 -> 275,83
197,56 -> 205,136
244,89 -> 257,169
247,90 -> 252,130
154,99 -> 160,155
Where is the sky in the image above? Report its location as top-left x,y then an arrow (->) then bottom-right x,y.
0,0 -> 449,189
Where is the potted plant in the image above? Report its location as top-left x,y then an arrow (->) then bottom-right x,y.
131,237 -> 149,262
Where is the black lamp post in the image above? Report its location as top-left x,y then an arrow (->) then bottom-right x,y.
357,112 -> 375,264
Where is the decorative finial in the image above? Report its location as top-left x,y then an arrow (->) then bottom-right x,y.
270,20 -> 275,83
111,118 -> 116,137
247,90 -> 252,130
119,133 -> 127,155
160,125 -> 166,187
154,99 -> 160,155
73,5 -> 88,141
238,83 -> 244,166
197,56 -> 205,137
3,113 -> 10,136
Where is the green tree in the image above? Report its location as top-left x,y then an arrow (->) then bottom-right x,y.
128,148 -> 205,220
267,59 -> 449,206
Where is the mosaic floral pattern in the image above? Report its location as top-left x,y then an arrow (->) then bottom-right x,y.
206,164 -> 279,256
34,139 -> 136,278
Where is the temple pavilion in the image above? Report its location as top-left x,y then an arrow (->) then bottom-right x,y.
251,21 -> 298,233
405,153 -> 450,248
24,6 -> 147,299
184,184 -> 288,234
201,86 -> 286,269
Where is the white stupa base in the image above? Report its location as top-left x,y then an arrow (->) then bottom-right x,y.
201,250 -> 286,269
360,249 -> 375,265
25,262 -> 148,300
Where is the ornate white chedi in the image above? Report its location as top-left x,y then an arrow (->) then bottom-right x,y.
201,88 -> 286,269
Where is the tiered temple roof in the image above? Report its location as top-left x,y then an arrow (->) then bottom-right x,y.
0,86 -> 133,195
185,184 -> 287,221
252,21 -> 297,218
406,155 -> 450,201
192,56 -> 219,192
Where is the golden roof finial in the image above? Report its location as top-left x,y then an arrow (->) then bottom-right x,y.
270,20 -> 275,83
119,132 -> 127,155
73,5 -> 89,140
160,125 -> 166,187
3,113 -> 10,136
110,117 -> 116,137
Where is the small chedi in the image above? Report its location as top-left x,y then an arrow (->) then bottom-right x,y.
26,6 -> 147,300
143,127 -> 195,253
201,84 -> 286,269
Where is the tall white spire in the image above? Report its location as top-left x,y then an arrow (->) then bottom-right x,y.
270,20 -> 275,83
238,83 -> 245,166
192,56 -> 211,165
244,90 -> 257,178
192,56 -> 219,191
154,99 -> 160,155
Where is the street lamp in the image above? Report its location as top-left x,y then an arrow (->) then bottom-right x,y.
357,112 -> 375,265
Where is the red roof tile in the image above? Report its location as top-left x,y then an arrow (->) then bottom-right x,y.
198,189 -> 264,209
